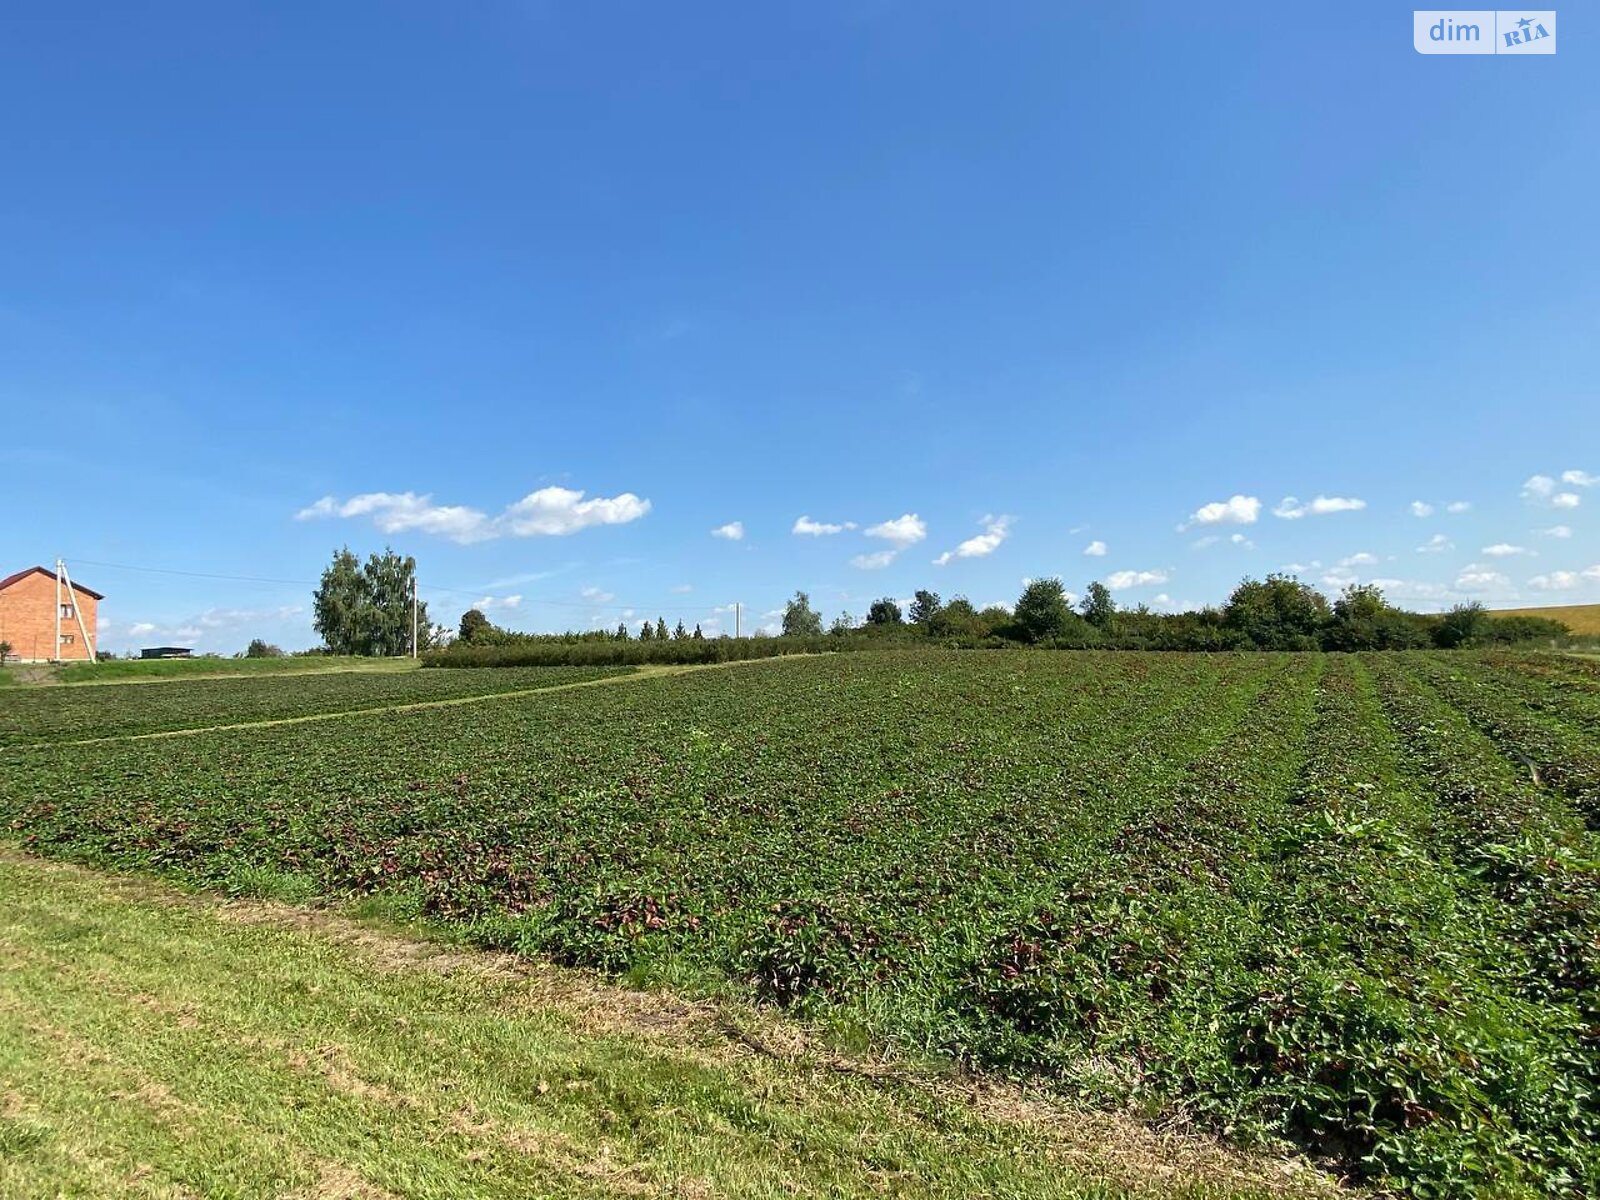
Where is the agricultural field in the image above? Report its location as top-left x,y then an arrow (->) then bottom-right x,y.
0,664 -> 634,746
1492,603 -> 1600,637
3,650 -> 1599,1197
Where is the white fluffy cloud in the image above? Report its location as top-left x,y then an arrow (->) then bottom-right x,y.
1321,567 -> 1359,589
1273,495 -> 1366,520
710,521 -> 745,541
1417,533 -> 1453,553
1083,540 -> 1108,557
1412,499 -> 1469,517
850,549 -> 898,570
500,490 -> 651,537
113,605 -> 307,653
1523,474 -> 1556,499
1338,551 -> 1379,567
1105,569 -> 1169,590
1537,525 -> 1573,539
851,513 -> 926,569
1481,543 -> 1532,557
792,515 -> 856,536
1525,471 -> 1592,507
580,585 -> 615,604
472,594 -> 523,611
865,513 -> 927,548
1366,577 -> 1455,606
933,515 -> 1011,567
296,487 -> 650,543
1180,494 -> 1260,531
1528,571 -> 1582,591
1454,565 -> 1510,592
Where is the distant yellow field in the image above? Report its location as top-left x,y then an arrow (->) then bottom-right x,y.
1493,603 -> 1600,636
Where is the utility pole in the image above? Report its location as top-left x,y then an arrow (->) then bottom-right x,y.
54,558 -> 62,664
735,601 -> 740,638
58,559 -> 96,665
411,573 -> 419,659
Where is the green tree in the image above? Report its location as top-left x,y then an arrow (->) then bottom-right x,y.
692,623 -> 704,639
782,590 -> 824,637
1014,578 -> 1072,643
365,549 -> 425,655
930,596 -> 980,639
1435,602 -> 1490,649
458,608 -> 493,645
639,620 -> 654,641
655,617 -> 669,641
312,546 -> 431,656
830,611 -> 855,636
673,620 -> 688,640
866,597 -> 903,625
976,605 -> 1013,638
909,589 -> 942,629
1323,584 -> 1427,651
1222,575 -> 1330,650
244,638 -> 284,658
615,621 -> 630,641
1079,581 -> 1116,629
312,548 -> 367,655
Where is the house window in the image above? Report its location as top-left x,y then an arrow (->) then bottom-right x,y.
61,634 -> 75,645
60,604 -> 74,618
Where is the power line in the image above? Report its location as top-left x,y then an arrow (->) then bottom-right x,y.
66,558 -> 321,588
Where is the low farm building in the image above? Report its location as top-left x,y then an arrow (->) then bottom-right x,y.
0,566 -> 102,662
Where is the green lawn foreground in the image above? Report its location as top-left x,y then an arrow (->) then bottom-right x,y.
0,853 -> 1338,1200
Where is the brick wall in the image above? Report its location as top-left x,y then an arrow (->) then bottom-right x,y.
0,570 -> 99,662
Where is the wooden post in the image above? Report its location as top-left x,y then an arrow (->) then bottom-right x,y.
58,560 -> 97,665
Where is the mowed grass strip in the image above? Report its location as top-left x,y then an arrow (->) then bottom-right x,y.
0,853 -> 1335,1200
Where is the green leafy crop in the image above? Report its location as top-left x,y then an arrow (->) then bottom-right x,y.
2,649 -> 1596,1195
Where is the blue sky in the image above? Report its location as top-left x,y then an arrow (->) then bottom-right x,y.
2,3 -> 1595,652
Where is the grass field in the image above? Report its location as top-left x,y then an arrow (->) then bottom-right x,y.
0,853 -> 1335,1200
3,649 -> 1599,1196
1493,602 -> 1600,637
52,654 -> 425,684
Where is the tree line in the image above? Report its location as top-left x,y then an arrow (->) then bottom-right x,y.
307,548 -> 1568,662
772,576 -> 1568,651
445,574 -> 1568,664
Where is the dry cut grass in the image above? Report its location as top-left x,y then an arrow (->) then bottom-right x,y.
0,851 -> 1345,1200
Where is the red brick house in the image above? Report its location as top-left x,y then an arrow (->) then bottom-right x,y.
0,566 -> 102,662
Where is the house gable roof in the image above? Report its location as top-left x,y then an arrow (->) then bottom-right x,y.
0,566 -> 105,600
